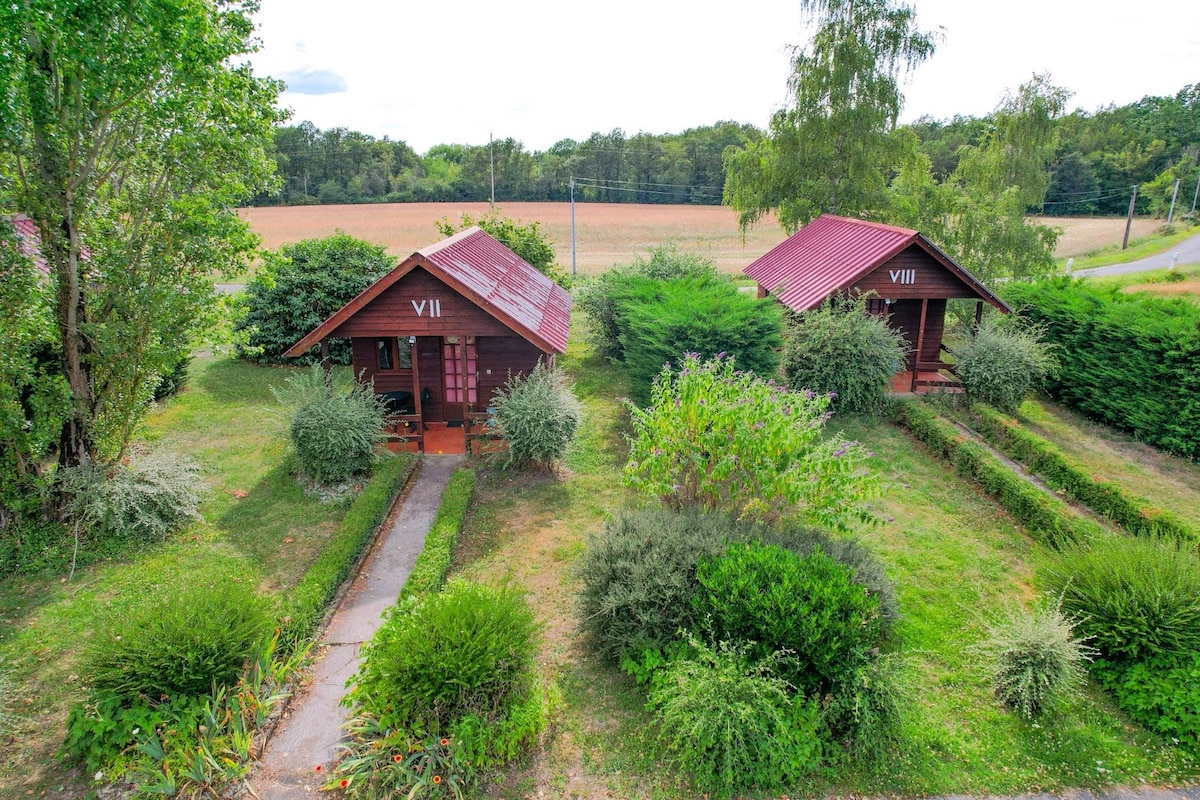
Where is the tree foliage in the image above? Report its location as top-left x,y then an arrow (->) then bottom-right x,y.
724,0 -> 938,231
234,233 -> 395,364
0,0 -> 282,472
624,353 -> 879,531
436,211 -> 566,286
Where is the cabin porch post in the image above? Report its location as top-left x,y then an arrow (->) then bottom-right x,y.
911,298 -> 929,393
320,340 -> 331,387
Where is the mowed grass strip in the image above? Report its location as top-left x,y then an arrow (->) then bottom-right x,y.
0,356 -> 408,797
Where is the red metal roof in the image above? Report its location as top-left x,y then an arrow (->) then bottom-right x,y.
8,214 -> 50,276
743,214 -> 1007,312
284,227 -> 571,357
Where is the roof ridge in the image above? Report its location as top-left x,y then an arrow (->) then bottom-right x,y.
819,214 -> 917,237
418,224 -> 481,257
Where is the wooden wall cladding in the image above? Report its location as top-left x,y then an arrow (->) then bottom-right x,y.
852,246 -> 981,300
888,299 -> 947,368
332,267 -> 517,338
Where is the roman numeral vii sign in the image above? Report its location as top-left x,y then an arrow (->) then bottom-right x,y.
411,299 -> 442,317
889,269 -> 916,285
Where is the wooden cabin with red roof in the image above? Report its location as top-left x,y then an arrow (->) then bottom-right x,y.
743,214 -> 1010,393
285,227 -> 571,452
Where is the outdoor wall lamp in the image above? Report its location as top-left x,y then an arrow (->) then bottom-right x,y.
408,336 -> 416,345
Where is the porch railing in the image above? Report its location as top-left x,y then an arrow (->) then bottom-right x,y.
384,413 -> 424,452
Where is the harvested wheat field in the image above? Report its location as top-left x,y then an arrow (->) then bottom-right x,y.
237,203 -> 1159,277
238,202 -> 789,276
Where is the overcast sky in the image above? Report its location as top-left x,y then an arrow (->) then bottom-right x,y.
248,0 -> 1200,154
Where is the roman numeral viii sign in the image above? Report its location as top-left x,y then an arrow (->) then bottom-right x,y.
412,299 -> 442,317
889,269 -> 916,285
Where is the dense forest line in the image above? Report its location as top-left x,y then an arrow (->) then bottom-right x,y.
255,83 -> 1200,216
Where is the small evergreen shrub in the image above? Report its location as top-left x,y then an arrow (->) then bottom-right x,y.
278,368 -> 387,485
692,541 -> 881,695
1092,652 -> 1200,749
781,294 -> 909,414
974,600 -> 1093,719
152,353 -> 192,400
821,653 -> 906,754
57,449 -> 204,543
576,507 -> 734,664
648,635 -> 823,799
954,319 -> 1057,412
490,360 -> 581,470
352,579 -> 542,759
1044,534 -> 1200,662
84,570 -> 272,700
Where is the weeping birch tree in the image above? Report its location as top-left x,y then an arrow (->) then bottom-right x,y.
724,0 -> 939,232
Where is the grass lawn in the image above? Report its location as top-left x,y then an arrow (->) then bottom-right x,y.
0,356 -> 407,798
448,331 -> 1200,797
1059,223 -> 1199,271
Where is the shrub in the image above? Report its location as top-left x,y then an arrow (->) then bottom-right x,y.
576,507 -> 736,664
617,277 -> 783,404
277,367 -> 388,485
1044,534 -> 1200,663
490,360 -> 581,470
1005,278 -> 1200,459
152,353 -> 192,400
1092,652 -> 1200,749
575,244 -> 722,361
234,233 -> 395,364
84,569 -> 272,700
953,319 -> 1057,412
821,653 -> 906,754
57,449 -> 204,543
400,468 -> 476,600
781,294 -> 909,415
693,541 -> 881,695
648,635 -> 823,799
626,353 -> 879,531
352,580 -> 541,746
973,600 -> 1092,719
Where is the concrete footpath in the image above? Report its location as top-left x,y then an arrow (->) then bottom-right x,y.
248,454 -> 464,799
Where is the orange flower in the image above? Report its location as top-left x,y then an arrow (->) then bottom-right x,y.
393,754 -> 403,763
433,775 -> 442,784
439,738 -> 449,747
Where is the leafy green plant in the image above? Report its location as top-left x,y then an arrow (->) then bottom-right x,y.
275,366 -> 388,485
953,319 -> 1057,412
327,717 -> 474,799
490,360 -> 581,470
576,507 -> 736,664
350,579 -> 543,760
575,243 -> 723,361
1044,533 -> 1200,662
973,600 -> 1093,719
1093,652 -> 1200,749
625,353 -> 879,530
781,293 -> 909,414
821,653 -> 906,755
647,635 -> 823,799
693,541 -> 881,695
57,449 -> 204,544
234,233 -> 395,364
84,567 -> 272,700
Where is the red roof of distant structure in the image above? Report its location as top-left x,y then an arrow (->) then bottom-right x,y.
744,214 -> 1008,312
8,214 -> 50,276
284,226 -> 571,356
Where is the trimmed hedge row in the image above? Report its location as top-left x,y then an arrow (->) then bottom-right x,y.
399,467 -> 477,600
888,400 -> 1103,548
281,452 -> 417,644
1004,279 -> 1200,460
970,405 -> 1195,542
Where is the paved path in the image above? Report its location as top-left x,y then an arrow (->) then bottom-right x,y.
248,455 -> 464,799
1074,230 -> 1200,277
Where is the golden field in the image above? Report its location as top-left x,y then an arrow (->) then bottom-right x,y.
238,202 -> 1160,276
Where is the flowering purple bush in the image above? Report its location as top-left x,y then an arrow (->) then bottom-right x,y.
623,353 -> 879,531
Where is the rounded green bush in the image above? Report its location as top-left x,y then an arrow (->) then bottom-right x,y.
491,360 -> 581,470
954,319 -> 1056,412
353,580 -> 541,737
85,572 -> 271,700
781,294 -> 909,415
1044,533 -> 1200,662
290,382 -> 387,485
693,541 -> 881,694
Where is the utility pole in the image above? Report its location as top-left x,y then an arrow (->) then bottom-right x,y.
1122,185 -> 1138,249
489,130 -> 495,211
1167,178 -> 1181,224
570,177 -> 577,276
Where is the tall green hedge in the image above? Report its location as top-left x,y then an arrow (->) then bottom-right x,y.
1004,279 -> 1200,459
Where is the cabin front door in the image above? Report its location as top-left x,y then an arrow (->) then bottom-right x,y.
441,336 -> 477,422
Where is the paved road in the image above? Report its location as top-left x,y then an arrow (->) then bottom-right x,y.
1074,229 -> 1200,277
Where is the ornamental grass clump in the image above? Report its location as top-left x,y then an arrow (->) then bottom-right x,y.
974,600 -> 1093,719
490,359 -> 580,470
